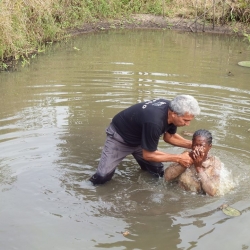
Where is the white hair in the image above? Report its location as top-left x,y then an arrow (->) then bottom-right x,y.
169,95 -> 200,116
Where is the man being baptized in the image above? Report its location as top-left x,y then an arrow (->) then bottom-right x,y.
164,129 -> 221,196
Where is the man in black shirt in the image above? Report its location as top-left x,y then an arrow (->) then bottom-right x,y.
90,95 -> 200,185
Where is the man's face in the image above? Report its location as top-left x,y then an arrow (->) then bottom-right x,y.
172,112 -> 194,127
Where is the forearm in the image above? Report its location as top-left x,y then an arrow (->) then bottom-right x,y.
142,149 -> 193,168
197,171 -> 219,196
164,133 -> 192,149
143,150 -> 183,163
164,164 -> 186,181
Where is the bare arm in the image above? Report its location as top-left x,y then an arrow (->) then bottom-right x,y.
142,149 -> 193,167
197,170 -> 220,196
164,163 -> 186,181
196,157 -> 221,196
163,132 -> 192,149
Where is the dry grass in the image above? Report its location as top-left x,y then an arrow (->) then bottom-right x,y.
165,0 -> 249,23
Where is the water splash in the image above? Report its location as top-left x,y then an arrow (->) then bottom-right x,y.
218,163 -> 236,196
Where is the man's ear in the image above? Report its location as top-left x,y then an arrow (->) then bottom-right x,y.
171,111 -> 176,117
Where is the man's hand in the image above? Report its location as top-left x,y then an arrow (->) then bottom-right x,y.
178,151 -> 193,168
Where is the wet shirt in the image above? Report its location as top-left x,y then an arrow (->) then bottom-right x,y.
112,99 -> 177,151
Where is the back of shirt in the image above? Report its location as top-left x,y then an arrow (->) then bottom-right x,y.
112,99 -> 177,151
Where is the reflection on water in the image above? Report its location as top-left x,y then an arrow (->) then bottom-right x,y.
172,200 -> 250,249
0,29 -> 250,249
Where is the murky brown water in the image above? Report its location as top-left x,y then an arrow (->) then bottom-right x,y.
0,29 -> 250,250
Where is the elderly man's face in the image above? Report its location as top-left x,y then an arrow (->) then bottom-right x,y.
172,113 -> 194,127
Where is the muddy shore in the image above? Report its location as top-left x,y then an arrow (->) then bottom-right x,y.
68,14 -> 250,37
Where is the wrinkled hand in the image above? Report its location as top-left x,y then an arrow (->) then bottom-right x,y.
179,151 -> 193,168
190,146 -> 204,169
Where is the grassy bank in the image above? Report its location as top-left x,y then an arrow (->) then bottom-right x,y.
0,0 -> 250,70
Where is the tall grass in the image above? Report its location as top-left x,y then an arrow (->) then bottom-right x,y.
164,0 -> 250,23
0,0 -> 249,69
0,0 -> 60,66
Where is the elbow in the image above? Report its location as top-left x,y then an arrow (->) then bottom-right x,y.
208,188 -> 217,196
142,153 -> 150,161
142,150 -> 155,161
163,133 -> 171,143
143,154 -> 151,161
204,186 -> 218,196
165,175 -> 171,182
164,169 -> 172,181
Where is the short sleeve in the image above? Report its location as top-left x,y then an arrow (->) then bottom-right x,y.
166,124 -> 177,134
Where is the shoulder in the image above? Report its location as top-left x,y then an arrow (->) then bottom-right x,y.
210,155 -> 222,168
204,155 -> 221,175
204,155 -> 221,165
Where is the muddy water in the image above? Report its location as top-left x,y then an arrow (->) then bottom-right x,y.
0,29 -> 250,250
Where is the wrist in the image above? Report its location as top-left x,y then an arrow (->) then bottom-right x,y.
195,166 -> 203,173
187,140 -> 192,149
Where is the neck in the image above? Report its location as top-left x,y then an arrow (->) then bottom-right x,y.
168,109 -> 174,124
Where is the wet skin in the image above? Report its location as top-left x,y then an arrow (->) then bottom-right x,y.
189,136 -> 212,172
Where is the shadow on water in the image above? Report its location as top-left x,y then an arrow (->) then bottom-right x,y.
0,29 -> 250,249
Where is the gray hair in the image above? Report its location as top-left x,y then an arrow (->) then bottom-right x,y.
192,129 -> 212,145
169,95 -> 200,116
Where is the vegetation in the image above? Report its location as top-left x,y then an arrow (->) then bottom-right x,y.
0,0 -> 250,70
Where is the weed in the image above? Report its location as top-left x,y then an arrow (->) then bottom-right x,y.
20,55 -> 30,67
0,62 -> 8,70
243,33 -> 250,43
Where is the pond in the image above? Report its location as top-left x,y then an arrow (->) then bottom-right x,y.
0,29 -> 250,250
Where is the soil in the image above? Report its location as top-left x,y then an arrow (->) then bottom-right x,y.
68,14 -> 250,37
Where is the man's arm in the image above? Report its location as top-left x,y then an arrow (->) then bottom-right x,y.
142,149 -> 193,167
163,132 -> 192,149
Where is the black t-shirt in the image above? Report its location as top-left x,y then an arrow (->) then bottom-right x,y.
112,99 -> 177,151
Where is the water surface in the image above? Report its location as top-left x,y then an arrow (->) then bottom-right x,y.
0,29 -> 250,250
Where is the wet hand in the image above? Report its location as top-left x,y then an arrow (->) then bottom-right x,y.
179,151 -> 193,168
191,146 -> 204,168
191,146 -> 204,159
